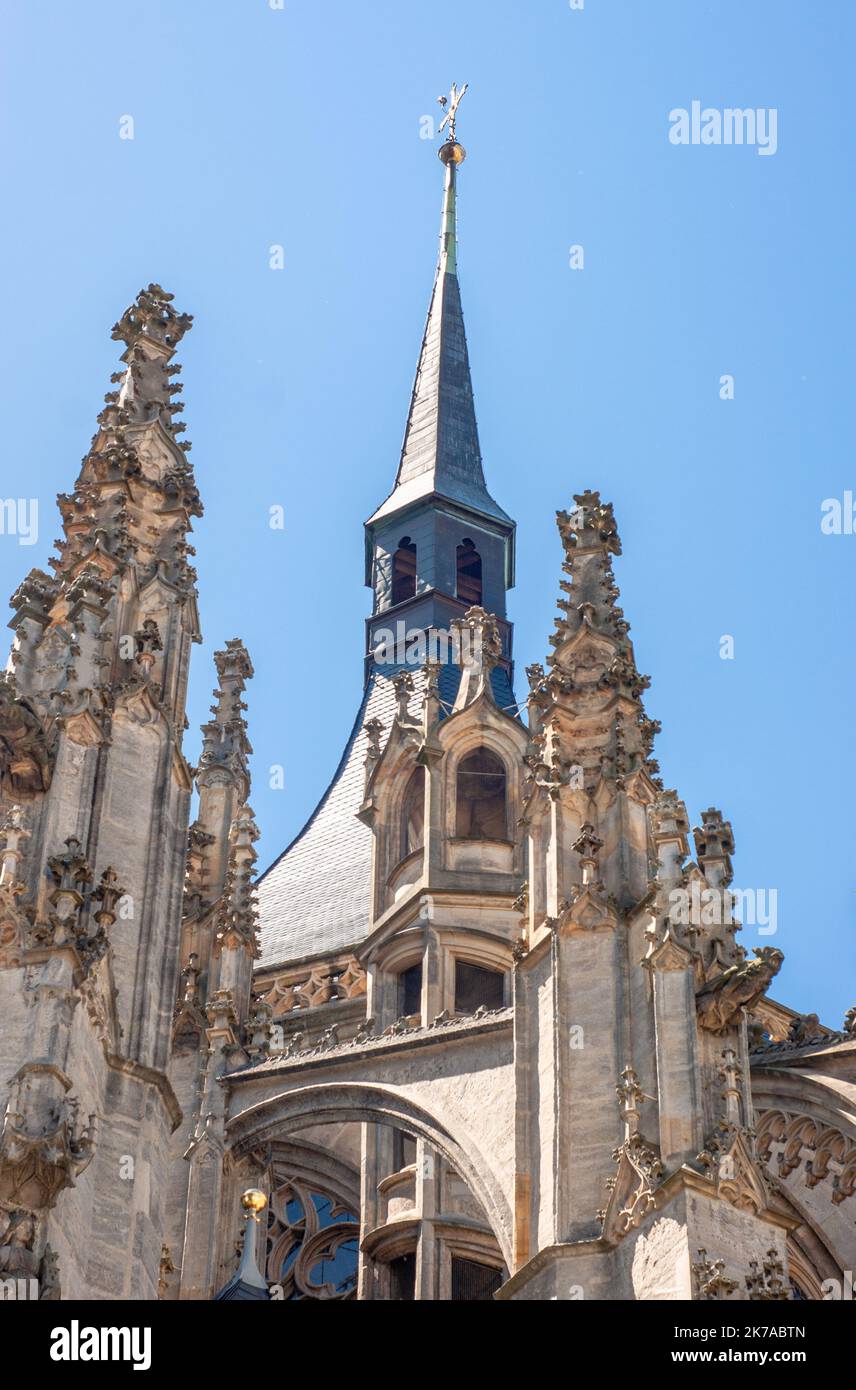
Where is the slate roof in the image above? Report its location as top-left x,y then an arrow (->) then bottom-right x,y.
367,166 -> 511,529
256,662 -> 518,970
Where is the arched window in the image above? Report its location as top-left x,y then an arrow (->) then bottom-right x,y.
456,538 -> 482,606
402,765 -> 425,859
456,748 -> 506,840
391,537 -> 417,606
399,962 -> 422,1017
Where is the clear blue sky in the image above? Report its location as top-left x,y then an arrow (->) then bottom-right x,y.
2,0 -> 853,1025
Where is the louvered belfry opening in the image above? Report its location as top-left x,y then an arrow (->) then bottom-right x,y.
456,537 -> 482,605
451,1257 -> 503,1301
391,536 -> 417,605
454,961 -> 505,1014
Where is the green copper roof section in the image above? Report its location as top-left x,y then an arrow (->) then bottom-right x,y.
441,154 -> 458,276
367,138 -> 512,530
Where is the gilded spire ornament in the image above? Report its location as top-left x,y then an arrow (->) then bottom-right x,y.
437,80 -> 468,145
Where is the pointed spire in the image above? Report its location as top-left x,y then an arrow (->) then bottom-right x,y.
369,90 -> 511,527
197,640 -> 254,799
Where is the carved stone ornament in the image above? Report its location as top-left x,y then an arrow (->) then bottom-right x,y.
744,1249 -> 789,1301
696,947 -> 784,1034
697,1121 -> 770,1217
692,1248 -> 737,1301
0,674 -> 52,798
601,1067 -> 664,1241
0,1206 -> 61,1298
0,1067 -> 96,1210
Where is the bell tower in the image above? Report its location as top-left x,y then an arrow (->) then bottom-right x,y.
365,88 -> 515,681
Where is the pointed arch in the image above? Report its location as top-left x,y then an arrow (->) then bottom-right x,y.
456,538 -> 482,606
391,537 -> 417,606
456,746 -> 507,840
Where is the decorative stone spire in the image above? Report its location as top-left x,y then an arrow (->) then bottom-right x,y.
176,640 -> 258,1046
198,640 -> 255,802
527,493 -> 660,799
693,808 -> 735,887
6,284 -> 202,771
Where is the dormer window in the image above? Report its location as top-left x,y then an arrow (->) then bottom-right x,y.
456,538 -> 482,606
391,537 -> 417,606
456,748 -> 506,840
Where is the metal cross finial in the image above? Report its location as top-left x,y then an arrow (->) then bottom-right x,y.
438,81 -> 468,142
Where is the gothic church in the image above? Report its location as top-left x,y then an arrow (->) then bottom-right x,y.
0,116 -> 854,1302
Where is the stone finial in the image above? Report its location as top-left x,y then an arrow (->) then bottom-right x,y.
745,1249 -> 789,1301
557,492 -> 621,557
91,866 -> 125,930
134,619 -> 163,677
693,808 -> 735,886
180,953 -> 200,1005
111,284 -> 193,352
692,1249 -> 737,1301
0,806 -> 31,889
198,640 -> 254,791
572,823 -> 604,887
214,639 -> 254,686
615,1066 -> 653,1144
422,658 -> 442,734
362,717 -> 384,792
46,837 -> 92,921
718,1047 -> 744,1126
393,670 -> 415,724
245,996 -> 274,1063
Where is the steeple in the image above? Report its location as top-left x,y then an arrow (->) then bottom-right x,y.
368,112 -> 510,529
365,87 -> 515,675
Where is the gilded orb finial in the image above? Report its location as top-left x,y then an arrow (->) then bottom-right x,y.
241,1188 -> 268,1221
437,81 -> 468,165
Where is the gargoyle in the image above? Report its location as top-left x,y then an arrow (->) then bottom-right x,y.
696,946 -> 784,1034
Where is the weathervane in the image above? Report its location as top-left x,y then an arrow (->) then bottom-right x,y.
437,81 -> 468,144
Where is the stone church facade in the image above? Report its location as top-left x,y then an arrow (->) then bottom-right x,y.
0,129 -> 854,1303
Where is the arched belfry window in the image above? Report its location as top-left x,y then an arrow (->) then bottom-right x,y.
391,537 -> 417,606
456,748 -> 507,840
456,538 -> 482,606
402,765 -> 425,859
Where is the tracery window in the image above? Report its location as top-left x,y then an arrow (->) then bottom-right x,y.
265,1178 -> 359,1300
456,747 -> 507,840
